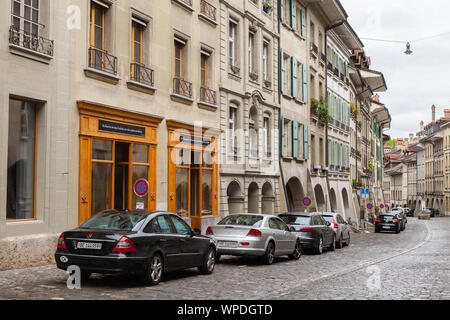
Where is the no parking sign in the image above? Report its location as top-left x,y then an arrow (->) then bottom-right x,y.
367,203 -> 373,210
134,179 -> 149,198
303,197 -> 312,207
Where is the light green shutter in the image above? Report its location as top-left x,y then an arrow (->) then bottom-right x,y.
290,0 -> 297,30
292,58 -> 298,99
302,63 -> 308,103
292,121 -> 299,158
303,125 -> 309,160
300,9 -> 306,38
280,116 -> 285,157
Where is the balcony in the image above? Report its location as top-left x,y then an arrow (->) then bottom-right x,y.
9,26 -> 54,57
333,67 -> 339,77
340,72 -> 345,82
200,0 -> 217,22
249,71 -> 259,82
320,53 -> 326,63
130,62 -> 154,87
173,77 -> 192,98
310,43 -> 318,56
88,47 -> 118,75
327,62 -> 333,72
200,87 -> 216,106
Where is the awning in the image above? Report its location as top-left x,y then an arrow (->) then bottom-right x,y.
334,21 -> 364,50
371,103 -> 391,129
359,68 -> 387,92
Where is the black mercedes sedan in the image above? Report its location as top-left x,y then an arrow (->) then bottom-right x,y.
375,213 -> 402,233
55,210 -> 217,286
279,212 -> 336,254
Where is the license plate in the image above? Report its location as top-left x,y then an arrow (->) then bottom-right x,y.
218,241 -> 238,248
76,242 -> 102,250
383,226 -> 392,229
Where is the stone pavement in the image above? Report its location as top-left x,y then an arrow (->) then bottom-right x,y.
0,218 -> 448,300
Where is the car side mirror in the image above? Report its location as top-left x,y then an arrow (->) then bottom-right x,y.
344,221 -> 348,225
289,226 -> 296,232
192,229 -> 201,236
326,221 -> 331,227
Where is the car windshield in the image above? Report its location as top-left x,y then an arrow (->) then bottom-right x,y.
279,215 -> 311,225
80,211 -> 147,231
218,215 -> 263,227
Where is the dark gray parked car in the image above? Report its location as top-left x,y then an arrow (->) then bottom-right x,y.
279,212 -> 335,254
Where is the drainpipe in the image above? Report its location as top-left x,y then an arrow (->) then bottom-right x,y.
324,20 -> 346,212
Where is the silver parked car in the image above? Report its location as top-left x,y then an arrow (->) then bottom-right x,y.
321,213 -> 351,249
205,214 -> 302,265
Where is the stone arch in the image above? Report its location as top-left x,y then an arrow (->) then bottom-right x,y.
342,188 -> 350,217
329,188 -> 337,212
286,177 -> 305,212
261,182 -> 274,215
314,184 -> 326,212
248,182 -> 259,213
227,181 -> 244,214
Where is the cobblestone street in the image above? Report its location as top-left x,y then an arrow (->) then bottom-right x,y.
0,217 -> 448,300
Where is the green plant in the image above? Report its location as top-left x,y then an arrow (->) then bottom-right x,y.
358,120 -> 362,127
263,1 -> 273,13
311,98 -> 319,114
317,96 -> 331,125
368,159 -> 374,172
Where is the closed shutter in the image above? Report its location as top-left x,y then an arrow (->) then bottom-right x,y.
292,121 -> 299,158
292,58 -> 298,99
302,63 -> 308,103
300,9 -> 306,38
280,116 -> 285,157
290,0 -> 297,30
280,48 -> 285,94
303,125 -> 309,160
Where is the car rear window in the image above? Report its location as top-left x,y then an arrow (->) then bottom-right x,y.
218,215 -> 263,227
379,215 -> 395,221
80,211 -> 147,231
279,215 -> 311,225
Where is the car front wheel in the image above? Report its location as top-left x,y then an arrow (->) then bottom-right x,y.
336,235 -> 343,249
199,246 -> 216,275
329,235 -> 336,251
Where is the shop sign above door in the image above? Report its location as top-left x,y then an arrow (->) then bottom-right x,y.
99,120 -> 146,137
179,134 -> 211,146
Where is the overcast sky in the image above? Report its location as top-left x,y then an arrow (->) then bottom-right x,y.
341,0 -> 450,140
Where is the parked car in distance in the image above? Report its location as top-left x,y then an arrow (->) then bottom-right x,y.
405,208 -> 414,217
206,214 -> 302,265
418,209 -> 432,220
55,210 -> 217,286
391,208 -> 408,231
375,213 -> 403,233
426,207 -> 438,217
321,213 -> 351,248
279,212 -> 336,254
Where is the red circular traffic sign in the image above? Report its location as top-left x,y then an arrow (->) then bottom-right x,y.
303,197 -> 312,207
367,203 -> 373,210
134,179 -> 149,198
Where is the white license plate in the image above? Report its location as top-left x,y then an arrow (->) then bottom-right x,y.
218,241 -> 238,248
76,242 -> 102,250
383,226 -> 392,229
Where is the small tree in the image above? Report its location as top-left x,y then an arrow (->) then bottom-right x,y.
317,96 -> 331,126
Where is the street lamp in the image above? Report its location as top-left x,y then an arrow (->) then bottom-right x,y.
404,42 -> 413,55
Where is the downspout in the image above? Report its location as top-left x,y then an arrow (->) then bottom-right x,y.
325,20 -> 346,212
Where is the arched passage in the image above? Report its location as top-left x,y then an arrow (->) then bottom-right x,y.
314,184 -> 326,212
286,177 -> 305,212
227,181 -> 244,214
329,188 -> 337,212
262,182 -> 274,214
342,188 -> 350,218
248,182 -> 259,213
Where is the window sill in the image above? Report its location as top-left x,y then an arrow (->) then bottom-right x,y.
84,67 -> 120,85
171,93 -> 194,105
294,98 -> 306,105
126,80 -> 156,95
198,100 -> 218,111
228,72 -> 242,81
198,13 -> 218,26
172,0 -> 194,12
9,44 -> 53,64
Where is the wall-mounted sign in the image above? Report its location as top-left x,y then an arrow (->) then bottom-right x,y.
180,134 -> 211,146
380,204 -> 385,209
134,179 -> 149,198
99,120 -> 146,137
367,203 -> 373,210
303,197 -> 312,207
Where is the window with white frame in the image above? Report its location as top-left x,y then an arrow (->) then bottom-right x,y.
263,114 -> 271,158
262,40 -> 269,81
248,31 -> 255,74
11,0 -> 40,35
229,104 -> 238,155
229,19 -> 238,68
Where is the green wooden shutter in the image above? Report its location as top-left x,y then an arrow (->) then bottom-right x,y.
302,63 -> 308,103
300,9 -> 306,38
303,124 -> 309,160
292,58 -> 298,99
280,48 -> 285,94
292,121 -> 299,158
280,116 -> 285,157
290,0 -> 297,30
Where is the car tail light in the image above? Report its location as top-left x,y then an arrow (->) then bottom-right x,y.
376,219 -> 381,223
206,227 -> 214,235
57,233 -> 67,250
333,218 -> 339,229
300,228 -> 314,233
240,242 -> 250,246
112,237 -> 136,253
247,229 -> 262,237
393,220 -> 399,223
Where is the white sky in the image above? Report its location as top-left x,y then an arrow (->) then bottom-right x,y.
341,0 -> 450,139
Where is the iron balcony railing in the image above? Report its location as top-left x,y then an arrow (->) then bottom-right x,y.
333,67 -> 339,77
9,26 -> 54,56
88,47 -> 117,75
173,77 -> 192,98
310,43 -> 318,55
320,52 -> 326,63
340,72 -> 345,82
328,62 -> 333,71
200,87 -> 216,105
201,0 -> 217,21
178,0 -> 193,7
130,62 -> 154,87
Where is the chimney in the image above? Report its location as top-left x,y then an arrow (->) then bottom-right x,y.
420,120 -> 424,131
432,105 -> 436,122
445,109 -> 450,118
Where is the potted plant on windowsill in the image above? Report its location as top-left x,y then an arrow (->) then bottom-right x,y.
317,96 -> 331,126
311,97 -> 319,115
263,2 -> 273,14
